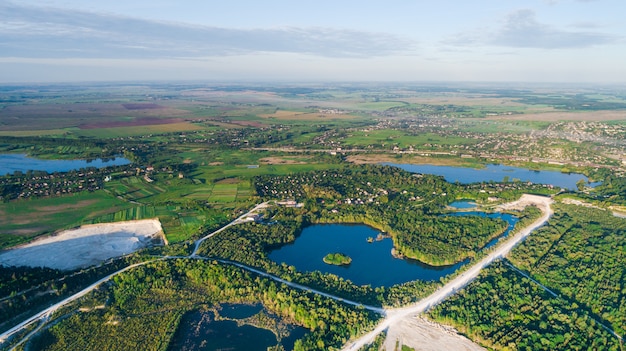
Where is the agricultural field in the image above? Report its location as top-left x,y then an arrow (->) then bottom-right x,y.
259,109 -> 358,121
72,122 -> 205,138
342,130 -> 478,149
0,191 -> 132,249
1,83 -> 626,351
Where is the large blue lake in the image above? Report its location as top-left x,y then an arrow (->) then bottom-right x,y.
383,163 -> 596,190
269,212 -> 517,287
0,154 -> 131,175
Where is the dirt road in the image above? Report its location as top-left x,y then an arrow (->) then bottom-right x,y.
342,195 -> 553,350
2,195 -> 552,350
190,201 -> 269,256
1,202 -> 269,345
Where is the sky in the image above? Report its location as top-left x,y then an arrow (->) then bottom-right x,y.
0,0 -> 624,83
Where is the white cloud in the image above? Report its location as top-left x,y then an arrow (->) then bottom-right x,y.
443,9 -> 615,50
0,3 -> 416,59
491,9 -> 613,48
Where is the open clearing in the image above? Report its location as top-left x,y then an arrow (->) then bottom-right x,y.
260,110 -> 357,120
0,191 -> 132,249
346,154 -> 477,167
384,316 -> 484,351
73,122 -> 204,138
259,156 -> 310,164
0,219 -> 164,271
0,103 -> 190,131
487,110 -> 626,121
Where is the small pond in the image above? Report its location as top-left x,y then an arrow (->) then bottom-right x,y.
449,200 -> 477,209
0,153 -> 131,175
269,213 -> 517,287
220,303 -> 263,319
168,305 -> 307,351
384,163 -> 597,190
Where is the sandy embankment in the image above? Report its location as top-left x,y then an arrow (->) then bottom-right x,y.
383,316 -> 485,351
0,219 -> 164,271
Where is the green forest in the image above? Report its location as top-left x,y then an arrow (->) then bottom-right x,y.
429,204 -> 625,350
255,165 -> 519,265
27,259 -> 379,351
1,83 -> 625,351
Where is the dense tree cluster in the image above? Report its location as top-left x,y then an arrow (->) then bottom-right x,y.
29,259 -> 379,351
0,257 -> 141,333
392,215 -> 508,265
589,170 -> 626,204
430,261 -> 621,351
255,165 -> 511,265
0,165 -> 134,201
511,204 -> 626,335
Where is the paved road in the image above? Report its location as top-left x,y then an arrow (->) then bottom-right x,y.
342,195 -> 553,350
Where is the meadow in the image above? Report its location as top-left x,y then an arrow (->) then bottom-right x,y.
3,83 -> 624,247
0,191 -> 132,249
2,83 -> 626,351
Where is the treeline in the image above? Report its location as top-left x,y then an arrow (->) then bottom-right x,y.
255,165 -> 513,265
0,265 -> 65,298
0,164 -> 135,201
29,259 -> 380,351
510,204 -> 626,335
392,215 -> 508,265
0,256 -> 144,334
195,206 -> 457,307
429,261 -> 621,351
194,210 -> 384,306
197,207 -> 306,264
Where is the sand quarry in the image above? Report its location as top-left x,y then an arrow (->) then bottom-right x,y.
384,316 -> 485,351
0,219 -> 164,271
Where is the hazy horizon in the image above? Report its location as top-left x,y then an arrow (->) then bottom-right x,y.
2,0 -> 624,84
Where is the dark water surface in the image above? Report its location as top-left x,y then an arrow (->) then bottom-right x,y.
0,153 -> 131,175
384,163 -> 597,190
269,215 -> 516,287
219,303 -> 264,319
168,310 -> 277,351
169,306 -> 308,351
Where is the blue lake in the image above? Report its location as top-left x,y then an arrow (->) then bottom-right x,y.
269,213 -> 517,287
0,153 -> 131,175
449,200 -> 477,209
384,163 -> 596,190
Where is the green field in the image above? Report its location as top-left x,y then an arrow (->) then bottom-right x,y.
0,191 -> 132,249
72,122 -> 205,138
208,183 -> 238,203
342,129 -> 478,148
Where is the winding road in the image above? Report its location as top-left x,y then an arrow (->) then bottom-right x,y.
1,195 -> 552,350
0,202 -> 270,345
1,200 -> 380,347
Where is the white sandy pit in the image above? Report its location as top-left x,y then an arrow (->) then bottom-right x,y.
0,219 -> 164,271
